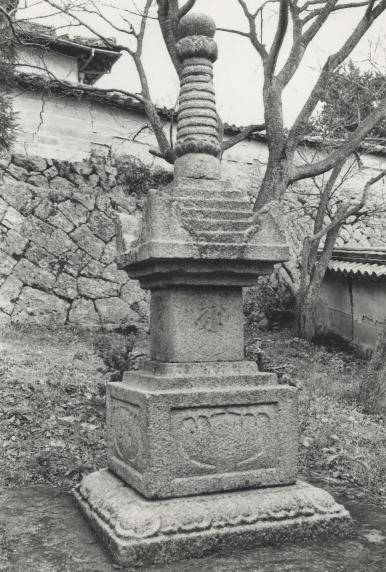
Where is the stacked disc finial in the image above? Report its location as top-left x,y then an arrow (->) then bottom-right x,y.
175,13 -> 221,159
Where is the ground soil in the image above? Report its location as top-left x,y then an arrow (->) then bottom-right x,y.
0,323 -> 385,502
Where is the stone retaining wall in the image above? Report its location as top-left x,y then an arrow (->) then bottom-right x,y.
0,153 -> 159,329
1,150 -> 385,328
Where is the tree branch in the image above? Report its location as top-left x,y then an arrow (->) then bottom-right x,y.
178,0 -> 196,19
292,95 -> 386,181
286,0 -> 386,157
237,0 -> 268,60
266,0 -> 289,78
310,168 -> 386,243
221,123 -> 266,153
157,0 -> 182,76
216,27 -> 251,38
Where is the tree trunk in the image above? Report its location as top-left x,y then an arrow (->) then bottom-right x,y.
254,157 -> 290,210
296,227 -> 340,341
254,78 -> 289,210
297,291 -> 318,341
359,320 -> 386,415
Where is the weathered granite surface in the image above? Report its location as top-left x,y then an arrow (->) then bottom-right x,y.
75,11 -> 353,567
116,179 -> 289,274
74,470 -> 353,567
150,286 -> 244,362
107,377 -> 298,498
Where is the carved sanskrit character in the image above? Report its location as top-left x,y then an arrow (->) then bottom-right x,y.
175,13 -> 221,160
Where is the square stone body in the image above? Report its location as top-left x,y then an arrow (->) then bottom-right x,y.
150,286 -> 243,362
107,372 -> 298,499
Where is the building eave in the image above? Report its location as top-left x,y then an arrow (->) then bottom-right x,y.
17,22 -> 121,84
11,72 -> 386,157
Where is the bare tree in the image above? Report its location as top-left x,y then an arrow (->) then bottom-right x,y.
0,0 -> 19,152
5,2 -> 386,178
215,0 -> 386,210
296,162 -> 386,340
4,0 -> 264,162
4,1 -> 386,344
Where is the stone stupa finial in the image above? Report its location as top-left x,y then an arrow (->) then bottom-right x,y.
174,13 -> 221,179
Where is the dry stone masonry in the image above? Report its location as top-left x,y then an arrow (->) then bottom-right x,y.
1,148 -> 384,329
74,13 -> 353,567
0,153 -> 153,329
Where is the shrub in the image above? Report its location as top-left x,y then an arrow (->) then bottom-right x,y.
93,332 -> 136,375
115,156 -> 173,197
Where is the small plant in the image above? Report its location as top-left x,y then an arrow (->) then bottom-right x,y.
93,332 -> 136,376
244,280 -> 295,327
115,156 -> 173,198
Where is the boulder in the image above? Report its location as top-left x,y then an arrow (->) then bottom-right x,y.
73,191 -> 95,211
0,252 -> 17,278
88,210 -> 116,243
95,297 -> 140,329
27,174 -> 49,188
68,298 -> 100,327
13,259 -> 56,291
64,248 -> 91,277
0,181 -> 33,210
71,225 -> 105,260
54,273 -> 78,300
78,277 -> 119,299
2,206 -> 25,232
81,259 -> 105,279
57,200 -> 88,227
50,176 -> 75,193
13,154 -> 47,172
0,228 -> 28,256
0,275 -> 23,314
12,286 -> 69,325
43,166 -> 58,180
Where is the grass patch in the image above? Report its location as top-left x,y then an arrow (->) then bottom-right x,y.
247,328 -> 386,497
0,325 -> 108,488
0,323 -> 385,499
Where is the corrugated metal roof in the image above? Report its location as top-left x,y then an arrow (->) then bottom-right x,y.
328,260 -> 386,278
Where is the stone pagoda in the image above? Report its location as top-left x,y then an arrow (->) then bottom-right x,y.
75,13 -> 352,567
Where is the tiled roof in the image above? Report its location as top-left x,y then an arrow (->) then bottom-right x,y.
328,259 -> 386,278
17,21 -> 119,52
16,21 -> 121,84
328,248 -> 386,278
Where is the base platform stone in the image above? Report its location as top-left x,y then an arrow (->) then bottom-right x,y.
74,470 -> 354,568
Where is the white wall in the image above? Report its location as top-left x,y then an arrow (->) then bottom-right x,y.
17,46 -> 79,83
10,88 -> 270,195
317,273 -> 386,351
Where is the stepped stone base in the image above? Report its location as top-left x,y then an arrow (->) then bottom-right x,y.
74,470 -> 354,568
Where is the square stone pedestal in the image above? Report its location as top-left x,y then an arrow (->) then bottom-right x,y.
74,470 -> 353,568
107,369 -> 297,499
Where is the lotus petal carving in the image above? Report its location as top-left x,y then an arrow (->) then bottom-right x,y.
174,406 -> 273,473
